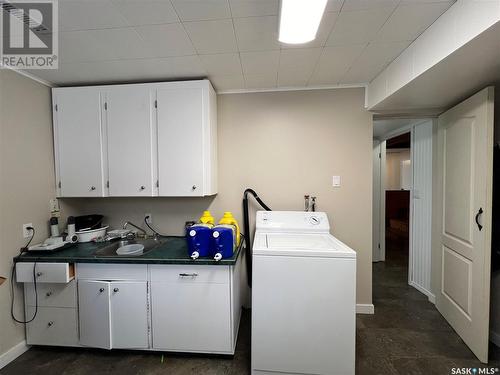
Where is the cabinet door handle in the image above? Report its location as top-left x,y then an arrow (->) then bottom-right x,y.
36,272 -> 43,277
90,186 -> 96,191
140,186 -> 145,191
99,288 -> 105,293
47,321 -> 54,327
179,273 -> 198,277
46,291 -> 53,297
113,288 -> 119,293
192,185 -> 197,190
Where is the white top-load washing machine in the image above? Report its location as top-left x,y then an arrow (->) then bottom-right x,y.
251,211 -> 356,375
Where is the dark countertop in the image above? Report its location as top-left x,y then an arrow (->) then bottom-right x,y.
14,237 -> 243,266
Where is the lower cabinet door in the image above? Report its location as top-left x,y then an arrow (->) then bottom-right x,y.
110,281 -> 149,349
78,280 -> 111,349
26,306 -> 78,346
151,282 -> 232,353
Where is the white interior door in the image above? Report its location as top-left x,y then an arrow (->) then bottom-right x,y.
410,121 -> 433,297
436,87 -> 494,363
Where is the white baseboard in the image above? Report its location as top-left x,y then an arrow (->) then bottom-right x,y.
490,330 -> 500,348
356,303 -> 375,314
409,281 -> 435,303
0,340 -> 29,370
427,293 -> 436,304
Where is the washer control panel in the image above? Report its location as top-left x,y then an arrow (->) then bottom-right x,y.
256,211 -> 330,232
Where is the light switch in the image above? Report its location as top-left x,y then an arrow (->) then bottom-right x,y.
332,176 -> 341,187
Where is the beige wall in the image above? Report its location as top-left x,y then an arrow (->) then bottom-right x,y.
0,71 -> 62,357
64,88 -> 373,305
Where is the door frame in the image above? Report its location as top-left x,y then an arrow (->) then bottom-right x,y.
374,118 -> 436,299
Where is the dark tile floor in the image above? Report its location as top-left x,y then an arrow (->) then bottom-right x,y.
2,249 -> 499,375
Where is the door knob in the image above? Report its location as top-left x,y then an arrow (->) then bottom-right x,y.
47,321 -> 54,327
36,272 -> 43,277
46,291 -> 53,297
140,186 -> 145,191
90,186 -> 96,191
113,288 -> 119,293
99,288 -> 105,293
192,185 -> 197,190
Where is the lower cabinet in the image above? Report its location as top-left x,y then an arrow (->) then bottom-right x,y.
151,281 -> 231,353
19,259 -> 243,354
78,280 -> 149,349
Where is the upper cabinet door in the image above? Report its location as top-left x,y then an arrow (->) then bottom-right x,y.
53,88 -> 106,197
157,85 -> 205,196
105,86 -> 156,196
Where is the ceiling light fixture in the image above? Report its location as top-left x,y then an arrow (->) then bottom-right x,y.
278,0 -> 328,44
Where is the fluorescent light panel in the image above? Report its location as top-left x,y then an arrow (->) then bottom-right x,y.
279,0 -> 328,44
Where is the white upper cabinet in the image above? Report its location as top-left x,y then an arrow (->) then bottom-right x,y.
157,81 -> 217,197
53,87 -> 106,197
105,86 -> 157,196
52,80 -> 217,198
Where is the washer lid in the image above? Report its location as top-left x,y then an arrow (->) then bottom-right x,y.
253,233 -> 356,258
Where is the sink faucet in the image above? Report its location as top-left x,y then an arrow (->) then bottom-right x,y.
123,221 -> 147,237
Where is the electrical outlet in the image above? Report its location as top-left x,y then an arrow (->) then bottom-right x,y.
22,223 -> 33,238
145,213 -> 152,223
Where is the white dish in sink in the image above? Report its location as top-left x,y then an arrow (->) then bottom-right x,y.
116,243 -> 144,255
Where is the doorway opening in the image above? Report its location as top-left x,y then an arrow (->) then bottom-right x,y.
385,132 -> 411,269
372,118 -> 434,300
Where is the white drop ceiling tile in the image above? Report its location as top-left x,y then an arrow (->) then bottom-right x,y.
356,40 -> 411,68
135,23 -> 196,57
151,55 -> 208,77
339,63 -> 384,84
110,0 -> 179,26
171,0 -> 231,21
199,53 -> 242,76
325,0 -> 344,13
233,16 -> 280,52
240,50 -> 280,75
342,0 -> 399,11
279,48 -> 322,72
278,69 -> 311,87
184,19 -> 238,54
244,72 -> 277,89
210,74 -> 245,91
376,2 -> 453,42
95,27 -> 158,60
59,30 -> 118,63
229,0 -> 279,17
280,11 -> 338,49
325,7 -> 394,46
309,43 -> 366,84
59,0 -> 129,31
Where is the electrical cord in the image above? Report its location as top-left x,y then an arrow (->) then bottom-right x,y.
11,227 -> 38,324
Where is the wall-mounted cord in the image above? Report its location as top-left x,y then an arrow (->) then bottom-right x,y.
11,227 -> 38,324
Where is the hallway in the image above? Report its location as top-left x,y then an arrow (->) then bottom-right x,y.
357,249 -> 500,374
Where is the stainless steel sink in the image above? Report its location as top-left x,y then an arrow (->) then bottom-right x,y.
93,238 -> 163,257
